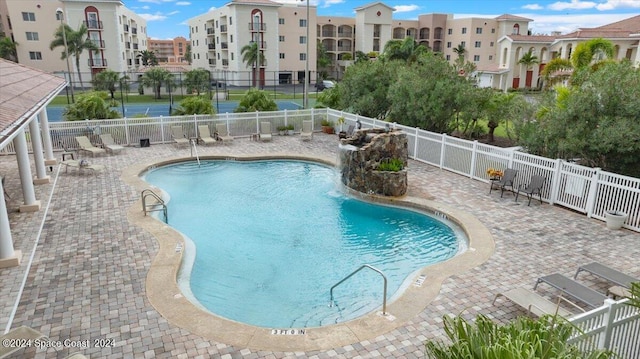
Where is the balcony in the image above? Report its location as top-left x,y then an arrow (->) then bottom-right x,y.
87,39 -> 105,48
322,30 -> 336,37
88,58 -> 107,67
222,59 -> 229,66
207,28 -> 215,35
131,27 -> 137,35
209,59 -> 216,65
221,42 -> 228,49
337,31 -> 353,38
373,31 -> 380,37
337,45 -> 352,51
220,25 -> 227,33
133,43 -> 139,50
248,23 -> 266,31
208,43 -> 216,50
126,42 -> 131,49
124,24 -> 129,32
84,20 -> 103,30
250,41 -> 266,49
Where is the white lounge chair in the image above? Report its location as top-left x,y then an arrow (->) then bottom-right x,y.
61,160 -> 105,175
99,133 -> 124,154
75,136 -> 106,156
260,122 -> 272,142
215,123 -> 234,143
170,126 -> 189,146
301,120 -> 313,141
493,287 -> 576,317
0,326 -> 48,358
197,125 -> 217,145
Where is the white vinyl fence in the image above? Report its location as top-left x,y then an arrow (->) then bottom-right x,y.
568,299 -> 640,358
3,107 -> 639,232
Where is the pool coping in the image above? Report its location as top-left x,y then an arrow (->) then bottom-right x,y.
122,154 -> 495,352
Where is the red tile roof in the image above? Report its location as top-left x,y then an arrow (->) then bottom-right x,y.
0,59 -> 65,148
558,14 -> 640,39
508,34 -> 557,42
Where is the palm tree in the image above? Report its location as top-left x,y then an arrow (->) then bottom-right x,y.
141,67 -> 174,99
571,38 -> 615,69
138,50 -> 158,66
0,37 -> 18,62
240,41 -> 266,87
518,50 -> 540,89
382,37 -> 427,64
92,69 -> 120,99
50,23 -> 98,91
541,58 -> 573,88
453,43 -> 466,69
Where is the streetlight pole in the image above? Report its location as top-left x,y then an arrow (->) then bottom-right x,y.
56,8 -> 74,103
303,0 -> 309,109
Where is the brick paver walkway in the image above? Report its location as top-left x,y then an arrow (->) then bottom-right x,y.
1,133 -> 638,358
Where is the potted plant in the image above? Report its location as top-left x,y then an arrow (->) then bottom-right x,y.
277,125 -> 287,135
337,117 -> 347,138
286,124 -> 295,135
605,210 -> 628,230
321,119 -> 334,134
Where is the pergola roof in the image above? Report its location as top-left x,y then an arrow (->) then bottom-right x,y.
0,59 -> 66,149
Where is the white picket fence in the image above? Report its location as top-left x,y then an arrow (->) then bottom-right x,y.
3,107 -> 639,232
568,299 -> 640,358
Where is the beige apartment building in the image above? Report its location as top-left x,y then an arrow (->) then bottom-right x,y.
0,0 -> 147,84
148,36 -> 189,64
189,1 -> 639,91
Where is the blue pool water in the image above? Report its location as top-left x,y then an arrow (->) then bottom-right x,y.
46,100 -> 301,122
143,160 -> 464,328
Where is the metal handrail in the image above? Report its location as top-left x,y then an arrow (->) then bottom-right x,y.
141,189 -> 168,223
329,264 -> 388,315
189,138 -> 201,167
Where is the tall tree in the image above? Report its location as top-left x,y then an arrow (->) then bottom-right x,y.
540,58 -> 573,88
138,50 -> 158,66
141,67 -> 174,99
381,37 -> 427,64
184,44 -> 192,65
240,41 -> 265,87
316,40 -> 332,80
92,69 -> 120,99
518,49 -> 540,90
184,68 -> 210,95
50,23 -> 99,91
453,43 -> 466,69
0,37 -> 18,62
63,91 -> 120,121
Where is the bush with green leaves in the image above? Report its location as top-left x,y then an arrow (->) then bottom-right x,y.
377,158 -> 404,172
425,314 -> 612,359
234,88 -> 277,112
63,91 -> 120,121
172,96 -> 215,115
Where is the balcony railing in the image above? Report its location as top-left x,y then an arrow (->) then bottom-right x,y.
133,43 -> 139,50
220,25 -> 227,32
221,42 -> 228,49
88,39 -> 105,48
207,28 -> 215,35
84,20 -> 103,30
373,31 -> 380,37
208,43 -> 216,50
222,59 -> 229,66
123,24 -> 129,32
208,59 -> 216,65
337,31 -> 353,38
126,42 -> 131,49
88,58 -> 107,67
322,31 -> 336,37
131,27 -> 137,35
248,23 -> 266,31
337,45 -> 352,51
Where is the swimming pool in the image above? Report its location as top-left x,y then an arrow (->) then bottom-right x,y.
143,160 -> 465,328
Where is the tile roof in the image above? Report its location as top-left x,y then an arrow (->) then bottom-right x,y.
495,14 -> 533,22
558,14 -> 640,39
508,34 -> 557,42
0,59 -> 66,148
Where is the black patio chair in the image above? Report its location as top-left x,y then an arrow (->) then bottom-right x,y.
515,175 -> 545,206
489,168 -> 518,197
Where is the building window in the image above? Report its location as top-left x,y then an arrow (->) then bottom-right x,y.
300,53 -> 306,60
491,28 -> 495,33
446,42 -> 451,48
230,35 -> 233,43
476,27 -> 482,34
56,12 -> 62,21
513,24 -> 520,35
475,41 -> 481,48
26,32 -> 39,41
299,36 -> 306,44
279,35 -> 285,42
299,19 -> 307,27
279,18 -> 285,25
22,12 -> 36,21
473,55 -> 480,61
490,42 -> 494,47
29,51 -> 42,60
489,55 -> 493,60
231,53 -> 234,60
229,17 -> 232,25
447,28 -> 452,35
461,27 -> 467,34
216,20 -> 218,28
279,53 -> 285,59
446,54 -> 450,61
461,41 -> 466,48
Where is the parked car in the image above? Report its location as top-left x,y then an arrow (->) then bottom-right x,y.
315,80 -> 336,91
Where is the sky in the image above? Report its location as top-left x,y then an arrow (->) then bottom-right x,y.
126,0 -> 640,39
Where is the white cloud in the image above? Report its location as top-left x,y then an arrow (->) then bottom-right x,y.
208,6 -> 217,12
142,5 -> 150,10
393,5 -> 420,13
523,4 -> 544,10
176,1 -> 191,5
138,13 -> 168,21
596,0 -> 640,10
322,0 -> 344,7
138,0 -> 175,4
167,10 -> 180,15
547,0 -> 597,11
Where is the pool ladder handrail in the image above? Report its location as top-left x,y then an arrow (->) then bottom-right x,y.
190,138 -> 201,167
329,264 -> 388,315
141,189 -> 168,223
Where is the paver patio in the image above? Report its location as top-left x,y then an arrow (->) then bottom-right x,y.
1,133 -> 638,358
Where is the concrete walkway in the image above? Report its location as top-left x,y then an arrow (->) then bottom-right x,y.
1,133 -> 638,358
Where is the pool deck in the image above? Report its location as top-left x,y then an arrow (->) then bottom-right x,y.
1,133 -> 638,358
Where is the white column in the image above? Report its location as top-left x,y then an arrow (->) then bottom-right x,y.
14,130 -> 41,212
0,180 -> 21,268
29,119 -> 50,184
39,109 -> 56,166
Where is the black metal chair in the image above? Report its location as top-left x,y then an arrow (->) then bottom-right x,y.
515,175 -> 545,206
489,168 -> 518,197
